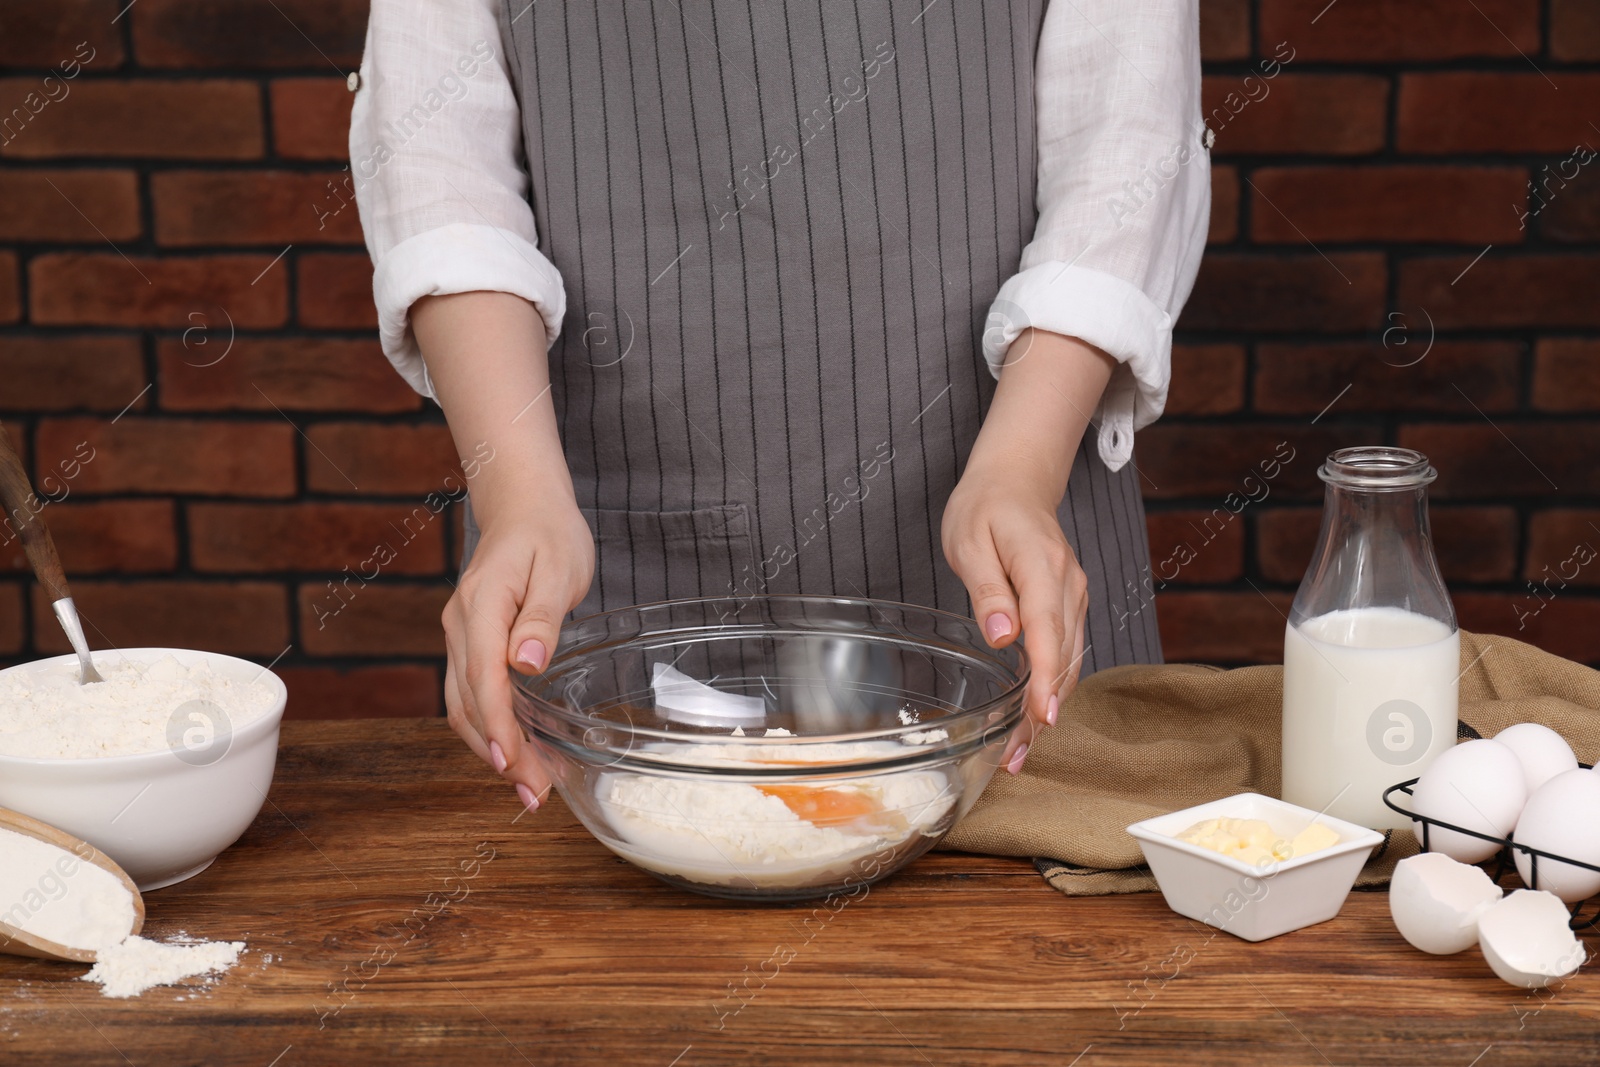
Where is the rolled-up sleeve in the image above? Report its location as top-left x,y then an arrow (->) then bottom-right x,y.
350,0 -> 565,400
983,0 -> 1209,472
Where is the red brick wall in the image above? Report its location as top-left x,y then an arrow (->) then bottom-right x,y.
1161,0 -> 1600,668
1,1 -> 1597,720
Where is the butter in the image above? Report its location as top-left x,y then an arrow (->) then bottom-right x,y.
1175,817 -> 1339,867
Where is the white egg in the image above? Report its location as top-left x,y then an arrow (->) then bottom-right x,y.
1494,722 -> 1579,794
1409,740 -> 1526,863
1388,852 -> 1503,955
1477,890 -> 1587,989
1512,769 -> 1600,903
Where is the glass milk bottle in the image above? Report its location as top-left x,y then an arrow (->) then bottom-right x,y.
1281,447 -> 1459,830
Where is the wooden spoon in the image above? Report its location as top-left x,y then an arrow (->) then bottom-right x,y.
0,424 -> 103,684
0,807 -> 145,963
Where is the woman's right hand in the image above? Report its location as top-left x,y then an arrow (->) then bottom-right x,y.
410,288 -> 583,814
443,498 -> 595,811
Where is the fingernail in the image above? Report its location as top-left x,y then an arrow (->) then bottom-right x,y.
515,783 -> 540,811
516,638 -> 547,670
1007,744 -> 1029,775
1046,695 -> 1059,727
984,613 -> 1010,642
489,740 -> 508,773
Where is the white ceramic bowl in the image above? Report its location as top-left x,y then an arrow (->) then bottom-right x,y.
1127,792 -> 1385,942
0,648 -> 286,891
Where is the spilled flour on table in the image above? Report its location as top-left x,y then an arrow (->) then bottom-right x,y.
81,935 -> 245,999
0,827 -> 247,999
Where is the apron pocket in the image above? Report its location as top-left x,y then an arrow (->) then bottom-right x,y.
574,504 -> 756,618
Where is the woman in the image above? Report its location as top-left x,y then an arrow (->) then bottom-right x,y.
351,0 -> 1208,811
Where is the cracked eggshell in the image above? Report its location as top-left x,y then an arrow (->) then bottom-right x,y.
1477,890 -> 1587,989
1512,769 -> 1600,903
1388,852 -> 1503,955
1410,740 -> 1526,864
1494,723 -> 1579,794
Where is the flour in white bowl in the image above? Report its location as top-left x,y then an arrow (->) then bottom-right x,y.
596,740 -> 957,888
0,654 -> 276,759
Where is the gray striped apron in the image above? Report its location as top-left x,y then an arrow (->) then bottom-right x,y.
461,0 -> 1164,676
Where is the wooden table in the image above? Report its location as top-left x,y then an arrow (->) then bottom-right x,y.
4,719 -> 1597,1066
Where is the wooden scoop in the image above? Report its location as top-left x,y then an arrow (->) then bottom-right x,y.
0,424 -> 102,684
0,807 -> 144,963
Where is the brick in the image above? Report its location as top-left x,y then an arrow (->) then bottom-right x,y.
1200,0 -> 1250,61
278,665 -> 441,720
1552,0 -> 1600,60
1399,74 -> 1600,154
303,423 -> 460,495
35,417 -> 296,497
0,170 -> 140,241
0,2 -> 124,68
132,0 -> 367,69
31,581 -> 289,656
0,251 -> 17,324
298,582 -> 452,657
30,253 -> 288,329
298,253 -> 376,329
1209,164 -> 1237,244
0,335 -> 147,411
1532,340 -> 1600,412
2,501 -> 177,575
1254,341 -> 1521,415
1398,255 -> 1600,330
0,583 -> 20,653
157,337 -> 420,413
1136,424 -> 1369,502
1249,167 -> 1528,244
1,420 -> 26,472
1166,344 -> 1245,416
189,503 -> 447,575
152,170 -> 363,246
1525,510 -> 1600,588
1260,0 -> 1537,60
1203,74 -> 1388,157
1145,509 -> 1245,584
1539,164 -> 1600,243
1179,253 -> 1385,333
0,79 -> 262,160
1251,508 -> 1316,585
1432,507 -> 1521,585
1398,423 -> 1600,498
1257,506 -> 1519,585
1155,590 -> 1293,665
271,78 -> 354,161
1455,593 -> 1600,666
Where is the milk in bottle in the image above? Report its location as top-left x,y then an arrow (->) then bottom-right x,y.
1281,448 -> 1458,829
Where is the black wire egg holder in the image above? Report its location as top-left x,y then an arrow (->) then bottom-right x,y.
1383,769 -> 1600,932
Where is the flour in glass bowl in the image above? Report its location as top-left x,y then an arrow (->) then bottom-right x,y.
596,736 -> 958,889
0,654 -> 276,759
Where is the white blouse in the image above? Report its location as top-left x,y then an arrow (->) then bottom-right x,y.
350,0 -> 1209,472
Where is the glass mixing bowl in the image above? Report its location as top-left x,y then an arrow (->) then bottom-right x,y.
511,595 -> 1028,902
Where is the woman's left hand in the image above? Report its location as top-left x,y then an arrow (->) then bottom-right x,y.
940,328 -> 1116,775
942,461 -> 1089,771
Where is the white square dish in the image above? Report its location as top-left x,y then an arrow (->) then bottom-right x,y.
1126,792 -> 1385,942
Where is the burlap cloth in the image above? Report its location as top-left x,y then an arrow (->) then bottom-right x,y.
940,630 -> 1600,895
